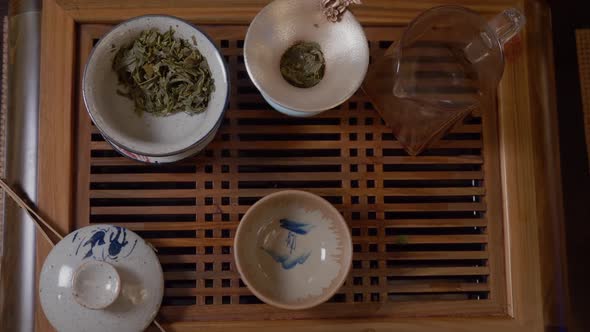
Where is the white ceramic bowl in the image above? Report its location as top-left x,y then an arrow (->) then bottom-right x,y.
107,115 -> 222,164
234,190 -> 353,310
261,91 -> 318,117
39,225 -> 164,332
244,0 -> 369,117
83,15 -> 229,157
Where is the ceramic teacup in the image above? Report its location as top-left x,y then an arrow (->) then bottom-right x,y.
234,190 -> 353,310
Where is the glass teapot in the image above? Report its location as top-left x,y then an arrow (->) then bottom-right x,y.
363,6 -> 525,155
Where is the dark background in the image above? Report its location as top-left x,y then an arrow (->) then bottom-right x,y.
2,0 -> 589,330
547,1 -> 590,331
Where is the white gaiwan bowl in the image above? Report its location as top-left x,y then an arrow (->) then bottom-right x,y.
234,190 -> 353,310
83,15 -> 229,158
260,91 -> 315,118
244,0 -> 369,117
107,113 -> 222,164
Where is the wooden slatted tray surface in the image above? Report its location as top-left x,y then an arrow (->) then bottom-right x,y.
75,24 -> 506,322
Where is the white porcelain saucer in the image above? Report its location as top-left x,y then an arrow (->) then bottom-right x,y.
39,225 -> 164,332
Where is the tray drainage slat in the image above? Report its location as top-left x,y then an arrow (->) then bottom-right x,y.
74,24 -> 504,321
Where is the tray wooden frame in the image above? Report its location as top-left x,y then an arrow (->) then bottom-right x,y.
36,0 -> 567,331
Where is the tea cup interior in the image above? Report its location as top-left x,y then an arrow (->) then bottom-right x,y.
245,0 -> 369,113
235,190 -> 352,309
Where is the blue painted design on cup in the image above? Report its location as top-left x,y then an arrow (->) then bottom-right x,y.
264,250 -> 312,270
286,231 -> 296,254
279,218 -> 313,234
263,219 -> 313,269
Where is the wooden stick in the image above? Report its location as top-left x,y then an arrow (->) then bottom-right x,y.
0,178 -> 63,245
153,319 -> 166,332
0,177 -> 167,332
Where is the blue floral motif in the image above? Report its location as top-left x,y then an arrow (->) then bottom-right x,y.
266,251 -> 312,270
108,227 -> 129,258
263,219 -> 313,270
81,230 -> 107,259
286,231 -> 296,254
73,226 -> 137,262
279,219 -> 313,235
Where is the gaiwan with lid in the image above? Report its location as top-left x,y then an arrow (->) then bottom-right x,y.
39,225 -> 164,332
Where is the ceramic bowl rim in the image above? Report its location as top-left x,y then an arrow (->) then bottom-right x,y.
82,14 -> 230,157
104,115 -> 223,164
243,1 -> 369,114
234,189 -> 353,310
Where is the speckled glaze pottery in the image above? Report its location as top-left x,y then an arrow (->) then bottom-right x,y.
244,0 -> 369,116
39,225 -> 164,332
234,190 -> 353,310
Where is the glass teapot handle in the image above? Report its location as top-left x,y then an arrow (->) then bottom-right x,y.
463,8 -> 525,64
488,8 -> 526,45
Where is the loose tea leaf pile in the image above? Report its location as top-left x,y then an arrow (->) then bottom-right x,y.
113,28 -> 215,116
280,41 -> 325,88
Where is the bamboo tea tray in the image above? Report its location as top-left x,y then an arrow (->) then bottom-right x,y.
37,0 -> 566,331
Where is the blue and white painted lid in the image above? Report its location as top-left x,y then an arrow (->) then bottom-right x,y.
39,225 -> 164,332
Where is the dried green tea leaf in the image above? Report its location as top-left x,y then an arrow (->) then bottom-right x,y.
280,41 -> 325,88
112,28 -> 215,116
